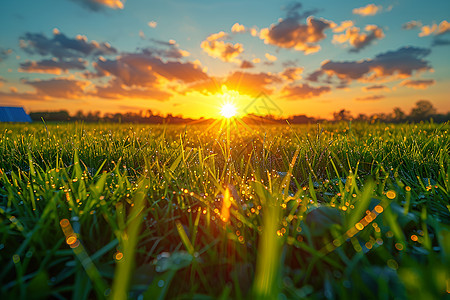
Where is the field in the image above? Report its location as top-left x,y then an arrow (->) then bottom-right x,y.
0,121 -> 449,299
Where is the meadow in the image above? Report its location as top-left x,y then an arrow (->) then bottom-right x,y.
0,121 -> 449,299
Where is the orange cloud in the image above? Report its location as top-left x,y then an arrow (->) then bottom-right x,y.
92,79 -> 172,101
362,85 -> 390,92
250,28 -> 259,37
333,24 -> 384,52
419,20 -> 450,36
95,51 -> 209,87
316,47 -> 432,83
419,24 -> 438,37
72,0 -> 124,11
187,71 -> 282,96
402,20 -> 422,30
200,32 -> 243,62
19,58 -> 86,74
281,83 -> 331,99
355,95 -> 385,101
265,53 -> 277,62
353,4 -> 381,16
240,60 -> 255,69
224,71 -> 282,95
26,78 -> 90,99
148,21 -> 157,28
333,20 -> 354,33
94,0 -> 124,9
400,79 -> 435,89
280,67 -> 303,82
231,23 -> 246,33
259,16 -> 334,54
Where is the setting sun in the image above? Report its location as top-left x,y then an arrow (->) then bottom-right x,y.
220,103 -> 237,118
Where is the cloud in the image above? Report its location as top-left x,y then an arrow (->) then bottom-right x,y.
258,4 -> 333,54
223,71 -> 282,95
200,31 -> 244,62
315,46 -> 432,83
281,83 -> 331,99
187,71 -> 282,96
146,39 -> 190,59
265,53 -> 277,62
70,0 -> 124,11
250,28 -> 259,37
400,79 -> 435,89
20,31 -> 117,59
333,20 -> 354,33
231,23 -> 246,33
432,38 -> 450,46
94,56 -> 159,87
419,20 -> 450,37
92,79 -> 172,101
355,95 -> 385,101
353,4 -> 382,16
333,24 -> 384,52
19,58 -> 86,74
148,21 -> 158,28
402,20 -> 422,30
306,70 -> 325,82
185,78 -> 220,95
259,16 -> 334,54
94,50 -> 209,87
239,60 -> 255,69
0,91 -> 47,102
0,48 -> 13,62
280,67 -> 303,81
419,24 -> 438,37
362,84 -> 389,92
25,78 -> 89,99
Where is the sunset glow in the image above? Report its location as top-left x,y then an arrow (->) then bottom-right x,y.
220,103 -> 237,118
0,1 -> 449,118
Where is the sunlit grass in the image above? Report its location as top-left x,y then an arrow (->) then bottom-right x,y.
0,121 -> 449,298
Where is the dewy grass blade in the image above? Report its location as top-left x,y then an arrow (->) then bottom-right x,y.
252,180 -> 283,300
111,178 -> 149,299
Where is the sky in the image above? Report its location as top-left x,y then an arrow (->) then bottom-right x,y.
0,0 -> 449,119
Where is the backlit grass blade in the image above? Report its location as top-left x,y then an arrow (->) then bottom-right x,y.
111,178 -> 149,299
252,181 -> 283,299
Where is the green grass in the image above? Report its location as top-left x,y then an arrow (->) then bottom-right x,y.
0,121 -> 449,299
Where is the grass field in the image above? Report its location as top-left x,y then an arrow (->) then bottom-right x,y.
0,121 -> 449,299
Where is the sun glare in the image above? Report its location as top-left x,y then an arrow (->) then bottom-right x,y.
220,103 -> 237,118
218,86 -> 241,119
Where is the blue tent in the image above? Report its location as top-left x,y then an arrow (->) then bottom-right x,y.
0,107 -> 32,122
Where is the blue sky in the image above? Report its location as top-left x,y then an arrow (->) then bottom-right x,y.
1,0 -> 449,118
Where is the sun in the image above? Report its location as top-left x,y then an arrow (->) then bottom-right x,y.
220,103 -> 237,118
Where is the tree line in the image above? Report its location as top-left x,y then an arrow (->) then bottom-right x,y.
29,100 -> 449,124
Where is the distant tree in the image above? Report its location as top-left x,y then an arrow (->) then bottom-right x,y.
355,113 -> 369,122
113,113 -> 123,123
74,110 -> 85,120
392,107 -> 406,122
410,100 -> 436,121
333,109 -> 352,121
29,110 -> 70,122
